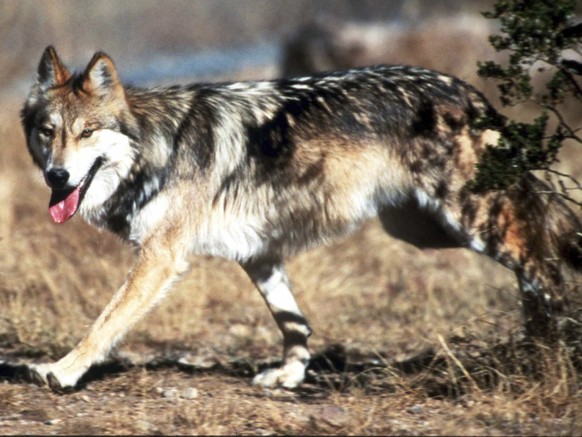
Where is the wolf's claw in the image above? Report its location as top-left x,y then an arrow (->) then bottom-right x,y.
46,372 -> 73,394
26,366 -> 47,386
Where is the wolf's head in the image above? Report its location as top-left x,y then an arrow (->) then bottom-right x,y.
21,46 -> 138,224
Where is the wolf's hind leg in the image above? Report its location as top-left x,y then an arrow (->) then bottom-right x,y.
241,259 -> 312,389
458,178 -> 580,339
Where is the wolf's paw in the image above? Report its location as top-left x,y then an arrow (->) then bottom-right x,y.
252,361 -> 306,389
27,363 -> 77,394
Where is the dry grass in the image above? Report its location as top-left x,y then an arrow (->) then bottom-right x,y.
1,3 -> 581,435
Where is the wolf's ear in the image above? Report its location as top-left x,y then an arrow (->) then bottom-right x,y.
82,51 -> 123,97
37,46 -> 70,89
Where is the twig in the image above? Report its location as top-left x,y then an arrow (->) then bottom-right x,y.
437,335 -> 481,393
545,168 -> 582,189
543,105 -> 582,144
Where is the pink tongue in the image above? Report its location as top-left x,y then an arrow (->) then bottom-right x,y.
49,186 -> 81,224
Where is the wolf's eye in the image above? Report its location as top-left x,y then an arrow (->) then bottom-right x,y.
80,129 -> 94,139
38,127 -> 54,138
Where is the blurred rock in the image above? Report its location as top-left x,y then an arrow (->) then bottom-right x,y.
180,387 -> 199,400
408,404 -> 424,414
310,404 -> 353,428
282,14 -> 499,95
161,388 -> 179,399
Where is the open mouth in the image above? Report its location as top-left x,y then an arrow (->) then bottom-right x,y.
48,158 -> 103,224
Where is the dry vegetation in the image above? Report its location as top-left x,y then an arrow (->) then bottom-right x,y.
1,1 -> 581,435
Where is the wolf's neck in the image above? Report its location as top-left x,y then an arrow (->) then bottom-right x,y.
125,85 -> 198,137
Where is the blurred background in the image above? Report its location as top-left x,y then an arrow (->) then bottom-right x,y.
1,0 -> 499,91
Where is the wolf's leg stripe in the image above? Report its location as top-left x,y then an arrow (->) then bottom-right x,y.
242,260 -> 312,388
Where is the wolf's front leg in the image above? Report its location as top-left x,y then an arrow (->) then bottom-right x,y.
242,259 -> 312,389
29,240 -> 189,393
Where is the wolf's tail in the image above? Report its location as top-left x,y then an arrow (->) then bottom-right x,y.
523,174 -> 582,273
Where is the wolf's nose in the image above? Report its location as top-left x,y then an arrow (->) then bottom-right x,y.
45,168 -> 70,189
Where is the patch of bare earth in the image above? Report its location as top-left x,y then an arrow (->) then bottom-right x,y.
1,335 -> 581,435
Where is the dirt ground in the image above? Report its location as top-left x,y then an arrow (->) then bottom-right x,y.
1,354 -> 579,435
2,314 -> 582,435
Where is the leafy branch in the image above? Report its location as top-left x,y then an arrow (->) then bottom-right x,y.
471,0 -> 582,206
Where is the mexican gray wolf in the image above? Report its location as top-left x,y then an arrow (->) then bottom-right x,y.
21,46 -> 582,393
